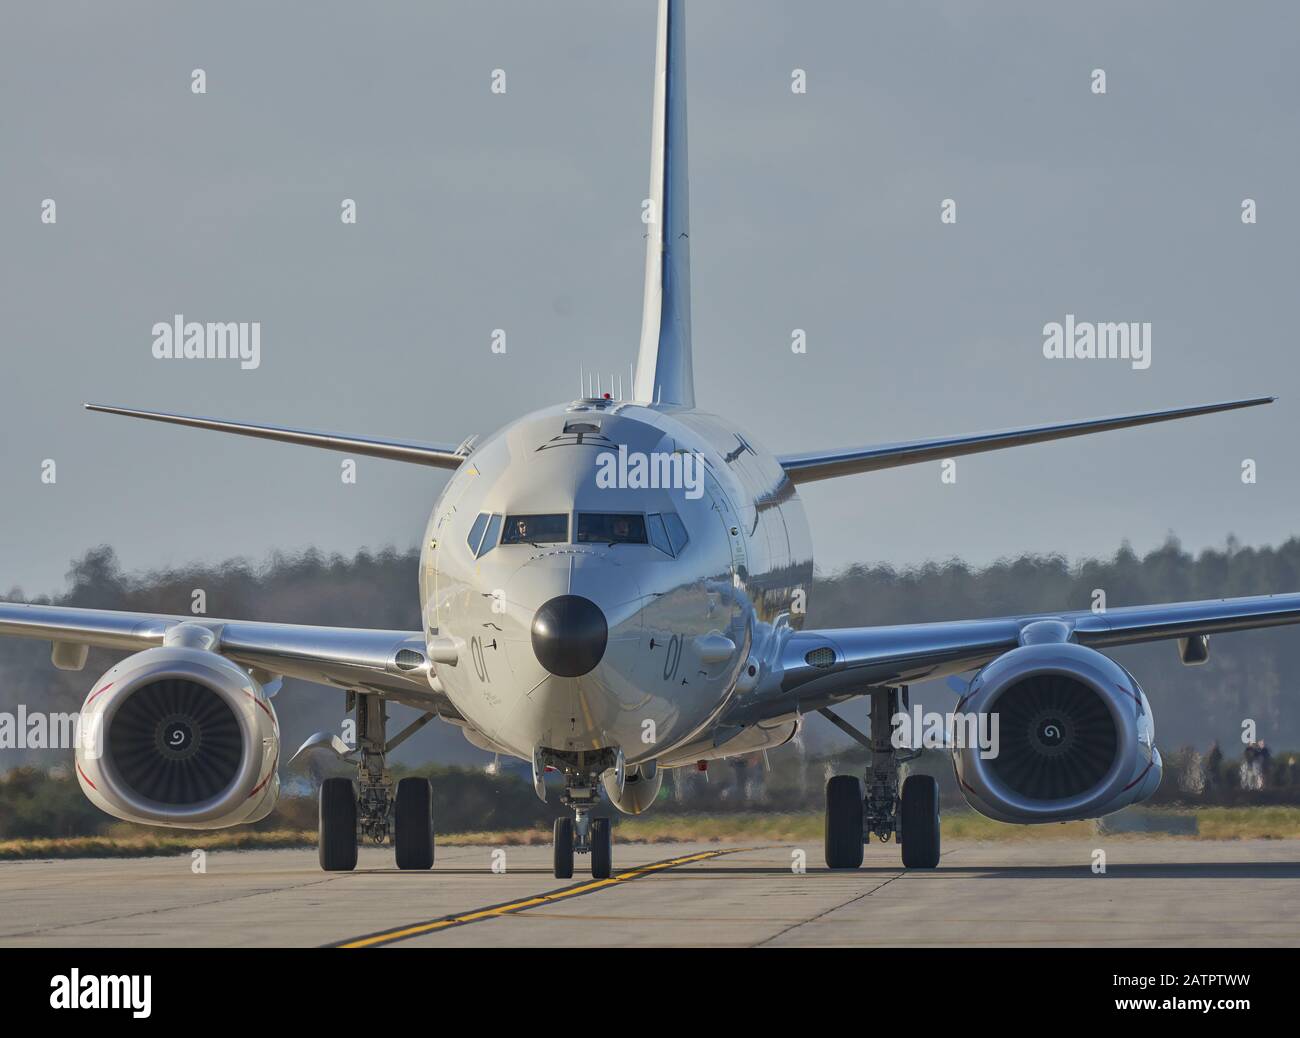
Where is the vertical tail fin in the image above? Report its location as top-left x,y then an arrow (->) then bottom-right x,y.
633,0 -> 694,408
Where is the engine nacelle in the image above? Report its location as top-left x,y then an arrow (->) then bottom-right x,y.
602,763 -> 663,815
75,645 -> 280,829
952,642 -> 1161,824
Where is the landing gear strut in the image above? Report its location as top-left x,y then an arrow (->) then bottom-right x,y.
822,685 -> 940,869
538,748 -> 616,880
316,691 -> 437,872
355,693 -> 393,847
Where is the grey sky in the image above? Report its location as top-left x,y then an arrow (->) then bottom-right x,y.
3,0 -> 1298,599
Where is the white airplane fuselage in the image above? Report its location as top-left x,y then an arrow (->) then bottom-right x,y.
419,398 -> 813,765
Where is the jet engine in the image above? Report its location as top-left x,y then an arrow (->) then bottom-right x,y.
602,762 -> 663,814
952,642 -> 1161,824
74,644 -> 280,829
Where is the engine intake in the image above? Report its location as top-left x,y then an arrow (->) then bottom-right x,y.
76,645 -> 280,829
952,642 -> 1160,824
988,673 -> 1119,801
109,678 -> 245,806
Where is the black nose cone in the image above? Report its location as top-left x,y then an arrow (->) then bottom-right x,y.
531,595 -> 607,677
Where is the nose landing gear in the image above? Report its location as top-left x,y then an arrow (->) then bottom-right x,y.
537,748 -> 617,880
821,686 -> 941,870
553,782 -> 614,880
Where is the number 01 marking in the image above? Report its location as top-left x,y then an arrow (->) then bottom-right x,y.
471,636 -> 491,683
663,634 -> 681,682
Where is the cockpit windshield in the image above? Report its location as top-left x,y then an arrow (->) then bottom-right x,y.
576,513 -> 648,545
501,513 -> 569,545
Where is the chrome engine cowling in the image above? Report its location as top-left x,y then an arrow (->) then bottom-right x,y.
952,643 -> 1162,824
602,762 -> 663,814
75,646 -> 280,829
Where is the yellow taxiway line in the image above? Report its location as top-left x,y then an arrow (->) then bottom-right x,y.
332,847 -> 744,948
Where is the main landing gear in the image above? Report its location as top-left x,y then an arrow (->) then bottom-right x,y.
822,685 -> 941,870
539,749 -> 616,881
318,692 -> 437,872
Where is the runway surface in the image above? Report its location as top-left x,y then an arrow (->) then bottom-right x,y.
2,838 -> 1299,947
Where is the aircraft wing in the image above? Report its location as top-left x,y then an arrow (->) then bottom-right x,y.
83,403 -> 470,470
724,591 -> 1300,725
776,397 -> 1273,484
0,600 -> 461,711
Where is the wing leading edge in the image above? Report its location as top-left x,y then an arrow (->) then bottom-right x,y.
0,600 -> 461,712
724,590 -> 1300,726
84,403 -> 469,470
776,396 -> 1274,484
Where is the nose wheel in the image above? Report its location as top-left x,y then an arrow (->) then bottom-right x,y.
553,817 -> 575,879
536,749 -> 620,880
552,806 -> 614,879
550,782 -> 614,880
589,817 -> 612,880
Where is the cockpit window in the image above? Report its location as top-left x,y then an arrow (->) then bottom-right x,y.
576,513 -> 647,545
477,514 -> 503,557
662,512 -> 689,555
466,513 -> 489,554
501,513 -> 569,545
467,513 -> 504,557
646,513 -> 672,556
644,512 -> 687,556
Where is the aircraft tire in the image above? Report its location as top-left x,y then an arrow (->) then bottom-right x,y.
590,817 -> 612,879
899,774 -> 941,868
824,775 -> 864,869
394,777 -> 435,870
554,817 -> 575,879
319,777 -> 358,872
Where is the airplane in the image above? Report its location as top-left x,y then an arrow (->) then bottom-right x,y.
3,0 -> 1299,880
